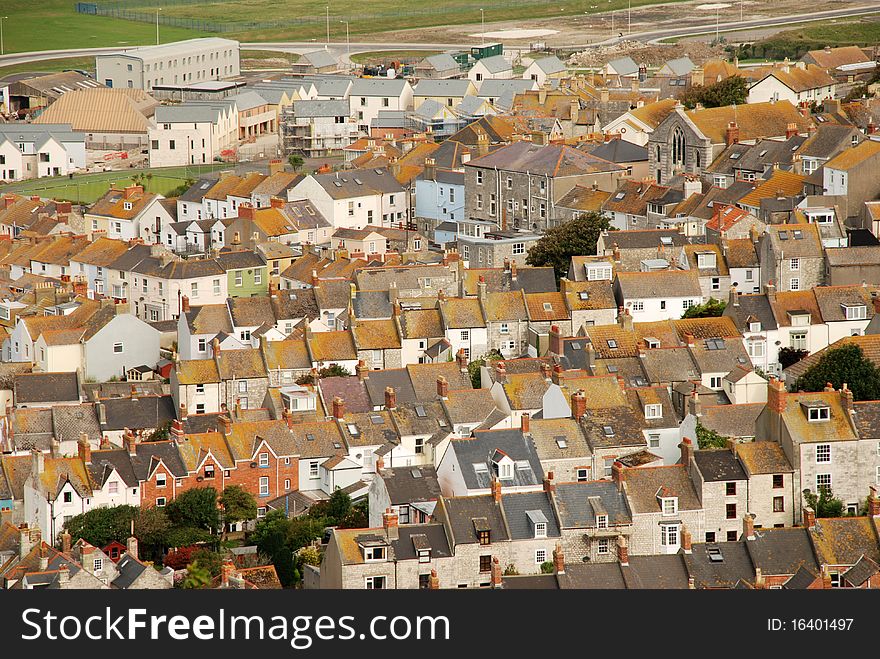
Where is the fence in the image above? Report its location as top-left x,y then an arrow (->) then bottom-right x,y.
76,0 -> 564,34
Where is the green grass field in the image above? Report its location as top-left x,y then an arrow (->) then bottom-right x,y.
0,165 -> 227,204
0,0 -> 206,54
4,0 -> 688,50
350,50 -> 441,65
0,57 -> 98,79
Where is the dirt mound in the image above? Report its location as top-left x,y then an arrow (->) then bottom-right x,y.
567,40 -> 725,69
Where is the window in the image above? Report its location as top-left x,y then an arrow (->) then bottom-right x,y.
213,279 -> 221,295
259,452 -> 269,467
309,461 -> 319,478
644,404 -> 662,419
790,331 -> 807,350
476,170 -> 483,185
816,444 -> 831,462
460,329 -> 469,342
113,342 -> 123,354
597,538 -> 610,555
191,282 -> 199,297
747,340 -> 765,358
773,496 -> 785,512
809,407 -> 830,422
63,491 -> 73,504
512,242 -> 525,255
816,473 -> 832,492
726,503 -> 737,519
365,546 -> 386,561
156,497 -> 166,507
108,481 -> 118,494
479,555 -> 492,572
195,383 -> 205,394
478,530 -> 491,546
773,474 -> 784,489
197,338 -> 207,353
195,404 -> 205,414
284,479 -> 291,491
534,522 -> 547,538
235,271 -> 243,286
745,269 -> 754,282
576,468 -> 589,482
726,482 -> 737,496
499,322 -> 509,334
661,524 -> 679,547
661,497 -> 678,515
789,278 -> 800,291
632,301 -> 644,312
365,576 -> 386,589
596,514 -> 608,529
648,434 -> 660,449
204,464 -> 215,479
535,549 -> 547,564
705,532 -> 716,543
727,530 -> 738,542
259,477 -> 269,497
844,304 -> 867,320
414,436 -> 425,455
789,258 -> 799,271
238,379 -> 248,393
156,473 -> 166,488
709,376 -> 722,389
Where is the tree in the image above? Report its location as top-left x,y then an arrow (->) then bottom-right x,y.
526,211 -> 611,281
296,364 -> 351,385
793,343 -> 880,401
803,488 -> 845,518
778,346 -> 809,370
297,546 -> 321,567
133,505 -> 171,552
288,154 -> 304,171
190,548 -> 224,577
163,545 -> 200,570
252,510 -> 298,587
682,297 -> 726,319
219,485 -> 258,530
679,75 -> 749,109
165,487 -> 221,534
325,490 -> 352,525
63,505 -> 139,548
181,560 -> 212,589
695,422 -> 729,449
467,350 -> 502,389
286,516 -> 327,551
539,561 -> 555,574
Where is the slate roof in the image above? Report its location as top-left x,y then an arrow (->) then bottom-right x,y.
685,541 -> 755,588
14,372 -> 79,405
554,481 -> 632,528
437,494 -> 510,545
466,140 -> 624,176
744,527 -> 819,576
392,524 -> 452,561
692,449 -> 747,482
453,428 -> 543,490
808,517 -> 880,567
501,490 -> 560,540
621,465 -> 701,513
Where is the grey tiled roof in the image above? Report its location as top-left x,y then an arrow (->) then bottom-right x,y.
554,481 -> 632,528
452,428 -> 543,490
692,448 -> 747,482
501,490 -> 560,540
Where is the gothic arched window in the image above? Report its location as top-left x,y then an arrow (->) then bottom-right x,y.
672,127 -> 685,166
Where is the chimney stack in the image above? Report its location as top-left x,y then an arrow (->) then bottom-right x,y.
616,535 -> 629,566
382,507 -> 399,540
803,506 -> 816,529
221,559 -> 235,587
571,389 -> 586,420
220,414 -> 232,435
332,396 -> 345,419
612,460 -> 624,490
540,361 -> 551,381
429,569 -> 440,589
490,556 -> 503,588
61,530 -> 72,555
679,437 -> 693,467
457,348 -> 468,373
494,360 -> 507,383
688,389 -> 702,418
767,376 -> 786,414
77,434 -> 91,465
436,376 -> 448,399
520,412 -> 530,434
868,486 -> 880,517
743,513 -> 756,541
841,382 -> 854,414
123,428 -> 138,456
356,359 -> 369,380
725,121 -> 740,146
127,535 -> 139,560
681,526 -> 692,553
384,386 -> 397,410
585,342 -> 596,372
543,470 -> 555,494
181,295 -> 190,314
553,542 -> 565,575
549,324 -> 562,356
491,476 -> 502,503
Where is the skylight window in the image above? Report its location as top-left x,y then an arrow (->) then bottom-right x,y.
555,436 -> 568,449
347,424 -> 360,436
603,425 -> 615,437
578,292 -> 590,300
415,405 -> 427,418
607,339 -> 618,349
543,302 -> 553,312
614,192 -> 626,201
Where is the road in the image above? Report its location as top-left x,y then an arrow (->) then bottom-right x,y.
1,4 -> 879,68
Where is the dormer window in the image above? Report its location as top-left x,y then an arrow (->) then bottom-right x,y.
843,304 -> 866,320
645,337 -> 660,349
596,514 -> 608,529
417,549 -> 431,563
527,510 -> 549,538
803,403 -> 830,422
123,201 -> 133,211
657,491 -> 678,516
535,522 -> 547,538
364,546 -> 386,561
644,404 -> 662,419
696,252 -> 716,269
474,517 -> 491,545
492,451 -> 514,479
749,321 -> 761,333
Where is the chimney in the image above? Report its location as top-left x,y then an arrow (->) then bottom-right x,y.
821,565 -> 832,590
841,382 -> 853,415
212,337 -> 221,357
637,339 -> 647,359
679,437 -> 693,467
510,259 -> 518,281
332,396 -> 345,419
19,525 -> 40,560
429,569 -> 440,589
126,535 -> 139,560
551,362 -> 563,385
490,556 -> 503,588
238,203 -> 255,220
494,360 -> 507,383
72,276 -> 88,298
55,201 -> 72,215
356,359 -> 369,380
616,535 -> 629,566
491,475 -> 502,503
684,332 -> 695,348
785,122 -> 798,139
767,376 -> 786,414
553,542 -> 565,575
585,342 -> 596,372
384,386 -> 397,410
424,157 -> 436,181
436,376 -> 449,399
743,513 -> 756,541
688,390 -> 702,418
612,460 -> 624,490
620,308 -> 633,332
549,324 -> 563,356
170,419 -> 185,441
728,284 -> 739,309
123,184 -> 144,199
123,428 -> 138,456
61,530 -> 72,555
383,507 -> 399,540
181,295 -> 190,314
725,121 -> 740,146
78,434 -> 91,464
269,196 -> 285,209
220,414 -> 232,435
521,412 -> 530,434
803,506 -> 816,529
221,559 -> 235,587
681,526 -> 692,553
543,470 -> 555,494
868,486 -> 880,517
540,361 -> 551,381
58,563 -> 69,584
754,567 -> 765,590
457,348 -> 468,373
612,243 -> 621,264
179,402 -> 188,421
571,389 -> 586,420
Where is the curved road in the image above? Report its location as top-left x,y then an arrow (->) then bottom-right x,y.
1,4 -> 879,68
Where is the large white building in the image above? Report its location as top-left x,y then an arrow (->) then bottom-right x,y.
0,124 -> 85,181
96,38 -> 240,91
148,101 -> 238,167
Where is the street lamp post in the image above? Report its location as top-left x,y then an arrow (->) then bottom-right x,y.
325,6 -> 330,48
628,0 -> 631,35
156,8 -> 162,46
480,9 -> 485,46
715,7 -> 720,43
340,21 -> 350,72
0,17 -> 8,56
